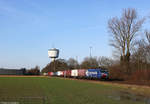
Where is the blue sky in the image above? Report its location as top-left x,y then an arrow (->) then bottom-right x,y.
0,0 -> 150,69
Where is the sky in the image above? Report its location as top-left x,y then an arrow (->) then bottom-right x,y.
0,0 -> 150,69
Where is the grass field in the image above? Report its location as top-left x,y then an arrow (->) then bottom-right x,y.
0,77 -> 150,104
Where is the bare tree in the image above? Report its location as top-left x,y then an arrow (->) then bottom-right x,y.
145,31 -> 150,44
67,58 -> 79,69
108,17 -> 126,60
42,59 -> 68,73
108,8 -> 144,63
98,56 -> 114,68
130,30 -> 150,71
145,31 -> 150,63
80,57 -> 99,69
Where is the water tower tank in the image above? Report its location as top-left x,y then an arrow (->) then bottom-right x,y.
48,48 -> 59,61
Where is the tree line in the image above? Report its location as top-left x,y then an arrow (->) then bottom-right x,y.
42,56 -> 113,73
22,66 -> 40,75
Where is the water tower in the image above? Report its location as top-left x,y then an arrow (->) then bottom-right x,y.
48,48 -> 59,72
48,48 -> 59,61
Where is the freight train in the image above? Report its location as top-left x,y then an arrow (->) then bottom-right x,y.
46,69 -> 109,80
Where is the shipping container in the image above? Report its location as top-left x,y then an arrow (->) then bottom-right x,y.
53,72 -> 58,76
78,69 -> 86,78
66,70 -> 71,77
59,71 -> 64,77
43,73 -> 48,76
61,71 -> 65,77
51,72 -> 54,76
86,69 -> 101,79
48,72 -> 50,76
57,71 -> 61,76
56,71 -> 64,76
71,69 -> 78,77
48,72 -> 53,76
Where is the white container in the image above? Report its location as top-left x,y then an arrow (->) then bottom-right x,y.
57,71 -> 61,76
43,73 -> 48,76
60,71 -> 63,76
71,70 -> 78,77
